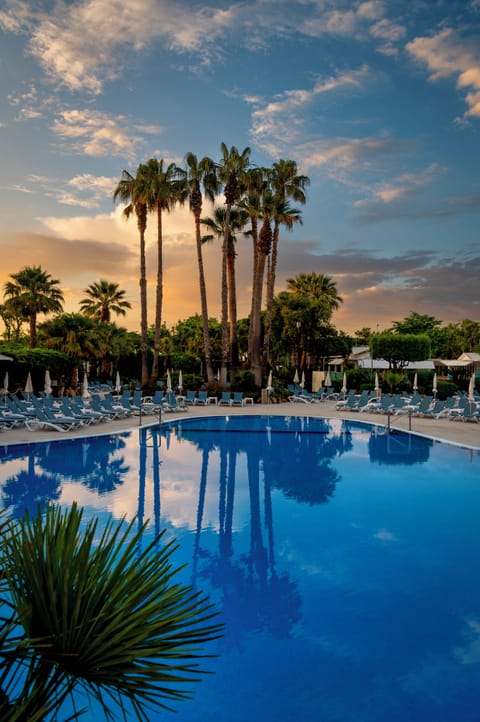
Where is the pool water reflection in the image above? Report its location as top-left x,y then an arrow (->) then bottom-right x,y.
1,416 -> 480,722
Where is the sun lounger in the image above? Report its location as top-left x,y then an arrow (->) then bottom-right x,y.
163,392 -> 188,412
193,390 -> 209,405
26,406 -> 84,433
184,390 -> 197,405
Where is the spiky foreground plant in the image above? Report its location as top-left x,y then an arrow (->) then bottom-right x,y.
0,504 -> 222,721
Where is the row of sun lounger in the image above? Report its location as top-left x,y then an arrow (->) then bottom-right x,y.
0,389 -> 191,433
334,390 -> 480,422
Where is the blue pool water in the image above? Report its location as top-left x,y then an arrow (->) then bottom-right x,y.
1,415 -> 480,721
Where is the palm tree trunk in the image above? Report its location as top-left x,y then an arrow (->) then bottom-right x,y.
29,313 -> 37,348
150,204 -> 163,387
227,237 -> 239,373
195,212 -> 215,382
250,249 -> 267,386
139,227 -> 149,387
247,217 -> 259,362
263,220 -> 280,362
220,207 -> 230,385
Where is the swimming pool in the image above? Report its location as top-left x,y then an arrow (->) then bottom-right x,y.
1,415 -> 480,721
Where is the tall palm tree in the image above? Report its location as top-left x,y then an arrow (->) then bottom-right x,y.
184,152 -> 218,383
249,190 -> 274,385
3,265 -> 64,347
264,160 -> 310,360
239,167 -> 268,360
201,206 -> 249,376
113,166 -> 150,386
141,158 -> 187,387
217,144 -> 251,383
79,279 -> 131,323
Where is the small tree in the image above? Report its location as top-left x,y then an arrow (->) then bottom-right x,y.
371,333 -> 431,371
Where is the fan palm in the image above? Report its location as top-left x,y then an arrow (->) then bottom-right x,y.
3,266 -> 64,348
113,166 -> 150,386
0,503 -> 222,721
79,279 -> 131,323
141,158 -> 187,387
184,152 -> 218,383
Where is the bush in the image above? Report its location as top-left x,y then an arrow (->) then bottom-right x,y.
436,380 -> 457,399
231,370 -> 256,393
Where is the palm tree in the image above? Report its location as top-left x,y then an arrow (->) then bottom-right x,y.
3,265 -> 64,347
39,313 -> 94,390
79,279 -> 131,323
248,189 -> 274,386
264,160 -> 310,360
113,166 -> 150,386
239,167 -> 268,360
141,158 -> 187,387
201,206 -> 249,376
184,152 -> 218,383
286,272 -> 343,314
216,144 -> 251,383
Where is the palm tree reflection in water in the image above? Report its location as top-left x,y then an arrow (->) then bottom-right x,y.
162,416 -> 353,649
1,435 -> 130,518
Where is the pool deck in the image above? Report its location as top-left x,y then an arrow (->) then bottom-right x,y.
1,399 -> 479,450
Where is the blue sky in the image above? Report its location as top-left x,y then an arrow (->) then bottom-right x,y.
0,0 -> 479,335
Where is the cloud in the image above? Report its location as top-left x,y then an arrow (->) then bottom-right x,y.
354,163 -> 445,214
1,172 -> 119,209
51,109 -> 162,158
357,1 -> 385,21
407,28 -> 480,120
1,0 -> 408,94
455,618 -> 480,664
354,186 -> 480,225
249,66 -> 371,155
58,174 -> 118,208
0,0 -> 238,93
292,136 -> 414,188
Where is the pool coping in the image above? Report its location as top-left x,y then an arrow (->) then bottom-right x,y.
0,401 -> 478,451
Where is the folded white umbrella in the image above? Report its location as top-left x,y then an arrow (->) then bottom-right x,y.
24,371 -> 33,398
82,371 -> 90,399
267,370 -> 273,391
468,372 -> 475,401
44,369 -> 52,396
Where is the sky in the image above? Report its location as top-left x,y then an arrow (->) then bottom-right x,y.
0,0 -> 479,337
